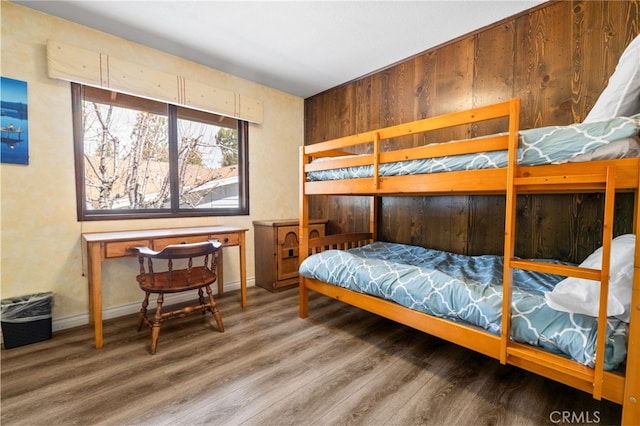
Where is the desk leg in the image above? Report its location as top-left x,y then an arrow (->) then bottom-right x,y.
217,249 -> 224,296
87,242 -> 103,349
239,232 -> 247,308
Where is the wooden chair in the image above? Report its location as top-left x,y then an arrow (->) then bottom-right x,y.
133,240 -> 224,354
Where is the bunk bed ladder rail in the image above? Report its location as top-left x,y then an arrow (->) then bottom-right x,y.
373,132 -> 380,190
502,163 -> 617,401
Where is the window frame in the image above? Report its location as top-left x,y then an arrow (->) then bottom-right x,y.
72,83 -> 249,221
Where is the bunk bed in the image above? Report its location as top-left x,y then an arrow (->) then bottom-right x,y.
298,97 -> 640,424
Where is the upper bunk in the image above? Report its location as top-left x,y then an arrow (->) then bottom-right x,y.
300,98 -> 640,196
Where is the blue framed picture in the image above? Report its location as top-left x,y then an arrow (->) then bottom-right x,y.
1,77 -> 29,165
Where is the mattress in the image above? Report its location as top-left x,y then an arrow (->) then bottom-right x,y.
307,116 -> 640,181
298,241 -> 628,370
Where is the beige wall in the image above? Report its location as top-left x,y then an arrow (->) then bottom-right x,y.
0,3 -> 303,326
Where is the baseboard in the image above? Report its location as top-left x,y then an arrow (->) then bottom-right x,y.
0,278 -> 256,343
1,279 -> 253,344
53,279 -> 251,332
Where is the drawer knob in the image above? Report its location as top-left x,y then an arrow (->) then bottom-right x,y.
224,237 -> 229,243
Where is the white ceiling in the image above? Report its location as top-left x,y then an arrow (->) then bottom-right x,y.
14,0 -> 545,98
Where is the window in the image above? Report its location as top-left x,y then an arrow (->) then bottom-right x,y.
72,84 -> 249,220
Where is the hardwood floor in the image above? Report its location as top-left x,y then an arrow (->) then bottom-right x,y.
1,286 -> 623,425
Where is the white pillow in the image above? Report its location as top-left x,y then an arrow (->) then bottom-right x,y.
544,234 -> 635,322
584,35 -> 640,122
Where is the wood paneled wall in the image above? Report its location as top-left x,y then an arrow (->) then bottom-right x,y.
304,0 -> 640,262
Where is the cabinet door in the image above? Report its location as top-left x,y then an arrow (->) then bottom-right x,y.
309,224 -> 324,240
276,226 -> 300,282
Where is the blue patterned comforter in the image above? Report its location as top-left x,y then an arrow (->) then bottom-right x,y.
307,116 -> 640,181
299,242 -> 628,370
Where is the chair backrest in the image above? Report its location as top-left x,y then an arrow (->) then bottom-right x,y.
133,240 -> 222,287
135,240 -> 222,260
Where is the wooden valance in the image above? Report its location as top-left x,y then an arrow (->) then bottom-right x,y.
47,40 -> 263,124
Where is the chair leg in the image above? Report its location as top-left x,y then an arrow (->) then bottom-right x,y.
150,293 -> 164,355
205,285 -> 224,333
137,292 -> 150,331
198,288 -> 206,314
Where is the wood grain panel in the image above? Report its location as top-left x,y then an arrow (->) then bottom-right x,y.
355,75 -> 381,134
380,62 -> 415,128
513,0 -> 574,129
380,196 -> 470,254
474,22 -> 517,106
429,38 -> 475,143
304,0 -> 639,260
473,20 -> 516,137
319,195 -> 371,236
414,50 -> 436,122
380,62 -> 416,151
526,194 -> 580,261
379,196 -> 427,247
467,195 -> 506,256
614,192 -> 636,237
512,193 -> 635,263
574,0 -> 640,121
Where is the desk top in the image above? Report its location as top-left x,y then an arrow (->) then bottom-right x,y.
83,225 -> 249,243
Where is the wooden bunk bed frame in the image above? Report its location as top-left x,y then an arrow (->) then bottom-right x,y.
298,98 -> 640,424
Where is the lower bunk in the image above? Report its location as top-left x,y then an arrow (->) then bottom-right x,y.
298,233 -> 636,423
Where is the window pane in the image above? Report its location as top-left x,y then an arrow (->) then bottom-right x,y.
82,96 -> 169,210
177,109 -> 240,210
74,84 -> 249,220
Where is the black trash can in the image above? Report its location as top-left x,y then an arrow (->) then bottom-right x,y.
1,292 -> 54,349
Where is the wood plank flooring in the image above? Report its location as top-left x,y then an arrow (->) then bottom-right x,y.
1,286 -> 623,425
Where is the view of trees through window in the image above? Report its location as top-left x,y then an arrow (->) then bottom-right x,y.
73,84 -> 248,220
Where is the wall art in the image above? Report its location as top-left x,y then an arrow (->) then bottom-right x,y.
1,77 -> 29,165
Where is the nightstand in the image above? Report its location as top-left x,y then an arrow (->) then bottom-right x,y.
253,219 -> 328,292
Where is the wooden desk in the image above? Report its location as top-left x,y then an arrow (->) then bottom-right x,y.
83,226 -> 248,349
